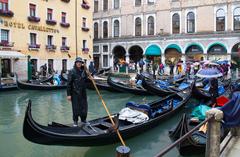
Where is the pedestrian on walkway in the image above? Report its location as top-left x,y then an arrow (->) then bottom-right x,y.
67,57 -> 89,127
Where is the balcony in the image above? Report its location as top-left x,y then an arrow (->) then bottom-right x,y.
82,48 -> 89,54
60,46 -> 70,52
0,41 -> 14,47
61,0 -> 70,3
28,44 -> 40,51
0,10 -> 14,17
82,27 -> 89,32
46,19 -> 57,25
81,3 -> 90,10
46,45 -> 57,51
28,16 -> 40,22
60,22 -> 70,28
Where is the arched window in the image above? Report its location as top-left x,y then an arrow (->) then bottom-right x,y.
114,20 -> 120,37
187,12 -> 195,33
216,9 -> 225,31
135,17 -> 142,36
103,21 -> 108,38
94,22 -> 98,39
147,16 -> 154,35
172,13 -> 180,34
234,7 -> 240,31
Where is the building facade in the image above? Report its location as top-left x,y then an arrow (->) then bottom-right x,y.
0,0 -> 93,79
93,0 -> 240,70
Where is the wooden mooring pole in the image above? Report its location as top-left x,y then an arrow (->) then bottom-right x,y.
205,108 -> 223,157
116,146 -> 130,157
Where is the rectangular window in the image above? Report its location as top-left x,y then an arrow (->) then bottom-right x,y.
62,37 -> 66,46
47,35 -> 53,46
47,8 -> 53,20
29,4 -> 36,17
61,12 -> 66,23
62,59 -> 67,73
114,0 -> 119,9
103,45 -> 108,52
216,17 -> 225,31
135,0 -> 141,6
83,40 -> 87,48
103,55 -> 108,67
82,17 -> 87,28
147,0 -> 154,5
0,0 -> 8,11
93,45 -> 99,53
1,29 -> 9,42
48,59 -> 54,74
30,33 -> 36,45
94,0 -> 98,12
234,15 -> 240,31
103,0 -> 108,11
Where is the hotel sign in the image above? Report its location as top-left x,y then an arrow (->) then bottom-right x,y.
0,18 -> 59,33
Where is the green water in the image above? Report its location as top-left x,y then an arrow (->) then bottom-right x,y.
0,90 -> 203,157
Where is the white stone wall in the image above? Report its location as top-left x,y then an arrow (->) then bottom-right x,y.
15,58 -> 27,80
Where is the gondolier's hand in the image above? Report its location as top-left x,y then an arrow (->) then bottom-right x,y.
67,96 -> 71,101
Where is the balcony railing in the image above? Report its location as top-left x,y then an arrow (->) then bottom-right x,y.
28,16 -> 40,22
46,19 -> 57,25
82,27 -> 89,32
60,46 -> 70,51
0,9 -> 14,17
28,44 -> 41,50
82,48 -> 89,53
0,41 -> 14,47
60,22 -> 70,28
46,45 -> 57,51
81,3 -> 90,10
61,0 -> 70,3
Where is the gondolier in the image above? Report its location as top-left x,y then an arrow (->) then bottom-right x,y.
209,77 -> 219,106
67,57 -> 88,127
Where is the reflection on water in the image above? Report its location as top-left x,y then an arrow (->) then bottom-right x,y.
0,90 -> 203,157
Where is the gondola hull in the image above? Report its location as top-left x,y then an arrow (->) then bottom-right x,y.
107,76 -> 151,95
23,81 -> 194,146
0,84 -> 17,91
141,77 -> 175,96
86,79 -> 119,92
17,80 -> 67,90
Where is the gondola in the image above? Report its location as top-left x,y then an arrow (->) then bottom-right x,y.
169,113 -> 229,156
86,78 -> 119,92
17,74 -> 67,90
141,75 -> 188,96
107,76 -> 151,95
0,84 -> 17,91
23,81 -> 193,146
192,78 -> 231,100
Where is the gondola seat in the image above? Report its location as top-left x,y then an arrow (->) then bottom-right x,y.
126,102 -> 151,117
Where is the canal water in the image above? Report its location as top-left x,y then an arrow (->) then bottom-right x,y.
0,90 -> 203,157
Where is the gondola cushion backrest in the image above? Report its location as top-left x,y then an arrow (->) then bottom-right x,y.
126,102 -> 151,117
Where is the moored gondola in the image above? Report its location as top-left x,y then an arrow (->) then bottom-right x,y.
0,84 -> 17,91
17,74 -> 67,90
86,78 -> 119,92
107,76 -> 151,95
169,113 -> 229,156
192,78 -> 231,100
23,81 -> 193,146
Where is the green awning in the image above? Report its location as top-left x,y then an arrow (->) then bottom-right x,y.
145,45 -> 161,56
165,44 -> 182,53
185,43 -> 204,55
207,42 -> 227,54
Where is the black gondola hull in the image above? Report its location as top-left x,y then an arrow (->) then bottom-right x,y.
23,82 -> 193,146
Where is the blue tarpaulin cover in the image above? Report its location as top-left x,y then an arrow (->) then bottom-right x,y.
220,92 -> 240,127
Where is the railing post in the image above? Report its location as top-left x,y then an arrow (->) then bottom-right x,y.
205,108 -> 223,157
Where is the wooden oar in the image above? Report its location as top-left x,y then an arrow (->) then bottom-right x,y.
85,67 -> 126,146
